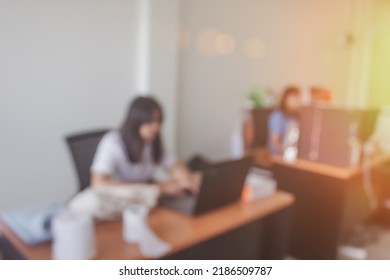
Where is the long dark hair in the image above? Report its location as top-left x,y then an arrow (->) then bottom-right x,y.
120,96 -> 164,164
280,86 -> 300,116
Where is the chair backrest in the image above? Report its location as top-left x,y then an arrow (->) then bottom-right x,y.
251,108 -> 274,148
65,129 -> 109,192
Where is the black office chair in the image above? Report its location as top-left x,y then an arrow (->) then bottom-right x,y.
65,129 -> 109,192
251,108 -> 274,148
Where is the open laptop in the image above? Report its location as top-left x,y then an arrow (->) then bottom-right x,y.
159,157 -> 253,216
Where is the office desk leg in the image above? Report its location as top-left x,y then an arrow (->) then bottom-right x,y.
260,206 -> 292,260
0,234 -> 26,260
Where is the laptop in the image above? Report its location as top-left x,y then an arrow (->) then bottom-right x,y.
159,157 -> 253,216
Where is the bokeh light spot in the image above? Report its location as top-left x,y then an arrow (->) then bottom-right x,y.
243,38 -> 266,59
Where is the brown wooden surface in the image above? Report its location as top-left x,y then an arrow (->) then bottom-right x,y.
249,148 -> 390,180
0,191 -> 294,260
273,154 -> 390,180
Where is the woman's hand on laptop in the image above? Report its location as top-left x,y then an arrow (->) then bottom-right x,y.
158,181 -> 187,197
189,172 -> 202,194
173,171 -> 202,195
170,164 -> 201,195
158,172 -> 201,197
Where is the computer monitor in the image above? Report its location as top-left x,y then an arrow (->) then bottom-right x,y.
251,108 -> 274,148
298,106 -> 379,167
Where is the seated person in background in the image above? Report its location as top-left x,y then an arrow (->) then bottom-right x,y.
267,86 -> 301,156
90,96 -> 199,196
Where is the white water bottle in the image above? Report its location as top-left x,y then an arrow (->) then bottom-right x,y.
52,211 -> 96,260
283,122 -> 300,163
123,204 -> 149,243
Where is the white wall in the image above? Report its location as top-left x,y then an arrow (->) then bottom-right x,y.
366,0 -> 390,107
0,0 -> 138,211
149,0 -> 180,155
177,0 -> 358,160
346,0 -> 374,108
132,0 -> 180,156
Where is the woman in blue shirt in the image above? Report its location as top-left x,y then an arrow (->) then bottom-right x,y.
268,87 -> 301,156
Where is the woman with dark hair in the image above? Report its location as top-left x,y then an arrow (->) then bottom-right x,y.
267,86 -> 301,155
90,96 -> 198,196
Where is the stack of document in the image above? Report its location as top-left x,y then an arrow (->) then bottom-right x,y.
244,168 -> 277,201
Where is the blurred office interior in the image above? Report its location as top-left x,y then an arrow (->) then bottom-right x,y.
1,0 -> 390,260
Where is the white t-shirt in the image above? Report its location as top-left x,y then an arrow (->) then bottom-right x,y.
90,131 -> 176,183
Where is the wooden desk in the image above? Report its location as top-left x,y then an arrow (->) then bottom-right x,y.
272,154 -> 390,180
0,191 -> 294,260
250,149 -> 390,259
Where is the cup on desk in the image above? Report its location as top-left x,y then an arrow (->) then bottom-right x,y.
123,204 -> 149,243
52,211 -> 96,260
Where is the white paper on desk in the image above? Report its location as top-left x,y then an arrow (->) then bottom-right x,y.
245,168 -> 277,199
67,185 -> 160,221
139,224 -> 171,259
